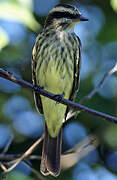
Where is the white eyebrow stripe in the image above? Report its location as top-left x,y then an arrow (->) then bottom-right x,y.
50,7 -> 76,15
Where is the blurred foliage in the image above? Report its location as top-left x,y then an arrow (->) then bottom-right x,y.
0,0 -> 117,179
110,0 -> 117,12
0,1 -> 40,31
0,27 -> 9,50
6,171 -> 33,180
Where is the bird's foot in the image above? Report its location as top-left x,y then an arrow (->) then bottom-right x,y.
54,93 -> 65,104
33,84 -> 43,92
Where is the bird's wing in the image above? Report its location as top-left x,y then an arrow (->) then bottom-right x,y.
71,36 -> 81,100
65,36 -> 81,117
32,32 -> 43,114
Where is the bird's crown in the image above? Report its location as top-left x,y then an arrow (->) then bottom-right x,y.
45,4 -> 88,29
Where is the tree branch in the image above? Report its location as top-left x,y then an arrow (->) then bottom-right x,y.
0,68 -> 117,124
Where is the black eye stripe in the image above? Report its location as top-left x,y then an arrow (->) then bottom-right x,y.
45,11 -> 80,27
50,11 -> 79,19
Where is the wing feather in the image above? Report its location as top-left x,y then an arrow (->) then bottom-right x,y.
65,35 -> 81,117
32,32 -> 43,114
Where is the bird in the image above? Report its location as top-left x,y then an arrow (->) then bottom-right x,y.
32,3 -> 88,176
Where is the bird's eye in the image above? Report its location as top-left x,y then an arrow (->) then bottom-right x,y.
63,18 -> 69,21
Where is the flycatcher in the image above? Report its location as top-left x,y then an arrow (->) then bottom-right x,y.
32,3 -> 88,176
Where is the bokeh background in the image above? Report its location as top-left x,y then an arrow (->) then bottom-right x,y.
0,0 -> 117,179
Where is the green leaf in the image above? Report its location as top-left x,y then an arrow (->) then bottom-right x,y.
0,26 -> 9,50
16,0 -> 33,10
110,0 -> 117,12
0,2 -> 41,31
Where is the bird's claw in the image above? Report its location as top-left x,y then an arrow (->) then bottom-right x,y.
33,84 -> 43,92
54,93 -> 64,104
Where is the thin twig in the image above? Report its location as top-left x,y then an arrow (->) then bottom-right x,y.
3,135 -> 43,173
79,63 -> 117,104
0,162 -> 8,180
0,68 -> 117,124
66,63 -> 117,120
61,134 -> 99,169
2,135 -> 13,154
0,163 -> 7,172
0,154 -> 41,161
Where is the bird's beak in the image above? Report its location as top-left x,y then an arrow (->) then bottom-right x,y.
79,14 -> 88,21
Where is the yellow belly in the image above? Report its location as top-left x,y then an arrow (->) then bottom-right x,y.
36,58 -> 73,137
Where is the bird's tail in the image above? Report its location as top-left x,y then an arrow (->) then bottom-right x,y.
40,123 -> 62,176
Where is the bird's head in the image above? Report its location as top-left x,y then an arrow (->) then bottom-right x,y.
45,4 -> 88,31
